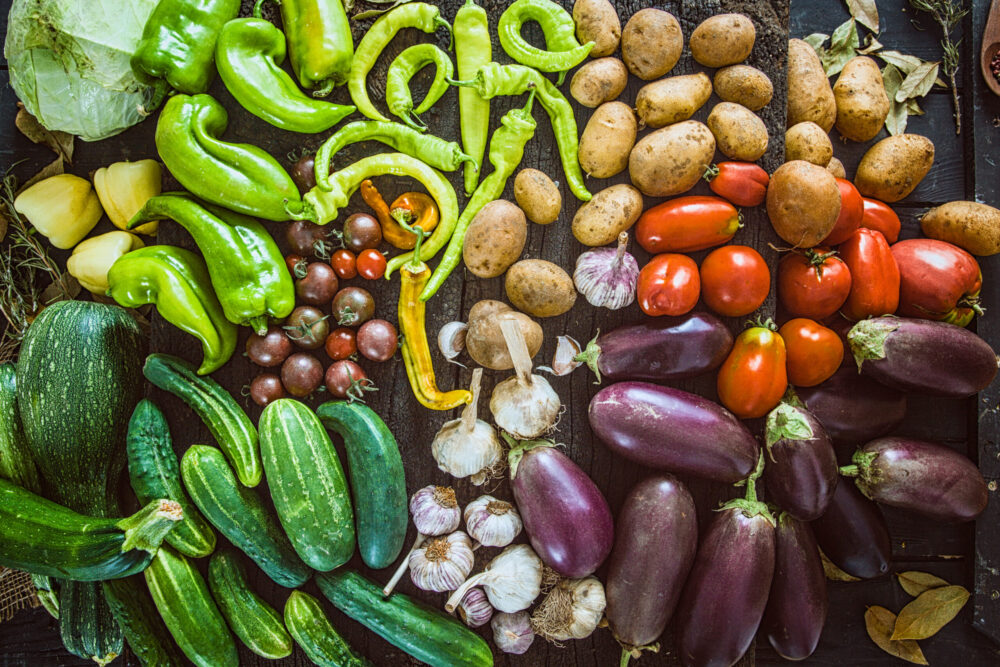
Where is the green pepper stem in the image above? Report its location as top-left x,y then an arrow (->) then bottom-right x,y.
522,86 -> 537,114
435,17 -> 454,50
311,80 -> 335,98
397,218 -> 427,270
446,77 -> 477,88
252,0 -> 269,19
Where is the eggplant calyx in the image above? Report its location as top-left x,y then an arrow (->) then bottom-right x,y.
765,401 -> 815,450
720,497 -> 775,525
618,643 -> 660,667
847,317 -> 899,370
573,333 -> 603,384
503,433 -> 558,478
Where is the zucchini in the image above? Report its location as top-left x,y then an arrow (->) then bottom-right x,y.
143,353 -> 261,487
103,575 -> 185,667
259,399 -> 355,571
284,590 -> 371,667
33,575 -> 59,619
144,545 -> 239,667
180,444 -> 310,588
0,363 -> 41,492
316,401 -> 407,569
315,570 -> 493,667
208,549 -> 293,659
59,581 -> 123,666
127,398 -> 217,557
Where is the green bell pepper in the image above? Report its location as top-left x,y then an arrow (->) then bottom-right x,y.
277,0 -> 354,95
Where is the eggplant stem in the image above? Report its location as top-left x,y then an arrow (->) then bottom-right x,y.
839,464 -> 860,478
382,533 -> 427,597
744,451 -> 766,503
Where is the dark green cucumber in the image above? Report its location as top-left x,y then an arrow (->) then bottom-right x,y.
316,401 -> 406,569
127,398 -> 217,557
259,399 -> 355,571
284,590 -> 371,667
180,445 -> 310,588
316,570 -> 493,667
0,363 -> 41,492
60,581 -> 123,666
144,545 -> 239,667
103,575 -> 186,667
208,549 -> 293,659
143,353 -> 261,487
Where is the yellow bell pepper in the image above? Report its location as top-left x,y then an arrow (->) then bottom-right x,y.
66,231 -> 145,294
93,160 -> 163,236
13,174 -> 103,249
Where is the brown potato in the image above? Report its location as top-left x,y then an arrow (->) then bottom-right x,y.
505,259 -> 577,318
690,14 -> 755,68
579,102 -> 637,178
570,57 -> 628,108
921,201 -> 1000,256
462,200 -> 526,278
787,38 -> 836,131
573,0 -> 621,58
514,169 -> 561,225
785,122 -> 833,166
628,120 -> 716,197
833,56 -> 890,142
635,72 -> 712,128
854,134 -> 934,202
621,9 -> 683,80
466,300 -> 542,370
766,160 -> 842,247
826,156 -> 847,179
572,183 -> 644,246
713,65 -> 773,111
707,102 -> 768,162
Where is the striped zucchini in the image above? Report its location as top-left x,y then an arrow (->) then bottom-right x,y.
0,363 -> 41,492
144,545 -> 239,667
103,575 -> 186,667
316,401 -> 407,569
208,549 -> 293,659
127,399 -> 217,557
60,581 -> 123,666
259,399 -> 355,571
180,445 -> 310,588
143,353 -> 261,487
284,590 -> 371,667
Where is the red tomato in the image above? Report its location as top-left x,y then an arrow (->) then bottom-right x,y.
822,179 -> 863,245
717,323 -> 788,419
860,197 -> 901,243
637,254 -> 701,317
779,318 -> 844,387
636,196 -> 741,253
777,248 -> 852,319
325,360 -> 373,400
357,249 -> 387,280
704,161 -> 770,207
838,228 -> 900,321
330,249 -> 358,279
324,327 -> 357,360
285,254 -> 306,277
891,239 -> 983,326
699,245 -> 770,317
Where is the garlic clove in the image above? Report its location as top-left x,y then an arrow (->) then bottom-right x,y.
457,588 -> 494,628
464,495 -> 523,548
544,335 -> 583,377
573,231 -> 639,310
409,485 -> 461,536
530,576 -> 607,642
408,531 -> 475,593
492,611 -> 535,655
437,321 -> 468,365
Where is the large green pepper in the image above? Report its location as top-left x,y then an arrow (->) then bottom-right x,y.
278,0 -> 354,95
107,246 -> 237,376
131,0 -> 241,94
155,94 -> 302,222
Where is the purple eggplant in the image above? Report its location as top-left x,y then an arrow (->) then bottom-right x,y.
763,396 -> 838,521
796,366 -> 907,445
589,382 -> 759,483
606,475 -> 698,658
508,441 -> 614,578
762,514 -> 827,661
575,312 -> 733,383
849,316 -> 998,397
811,479 -> 891,579
843,437 -> 988,522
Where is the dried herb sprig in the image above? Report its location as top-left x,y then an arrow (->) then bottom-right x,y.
908,0 -> 968,134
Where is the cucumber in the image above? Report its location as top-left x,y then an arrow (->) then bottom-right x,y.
316,570 -> 493,667
284,590 -> 371,667
180,444 -> 310,588
127,399 -> 217,557
316,401 -> 407,569
0,363 -> 41,492
103,575 -> 186,667
144,545 -> 239,667
59,581 -> 123,666
259,399 -> 355,571
143,353 -> 261,487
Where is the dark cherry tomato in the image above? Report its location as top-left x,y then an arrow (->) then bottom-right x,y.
295,261 -> 339,305
246,326 -> 294,367
249,374 -> 285,407
636,196 -> 741,253
777,248 -> 852,320
325,327 -> 357,360
778,318 -> 843,387
699,245 -> 770,317
325,360 -> 375,401
637,253 -> 701,317
284,306 -> 329,350
891,238 -> 983,326
838,228 -> 900,321
822,178 -> 864,246
332,287 -> 376,326
285,254 -> 307,278
330,248 -> 358,280
291,153 -> 317,192
704,161 -> 769,207
717,323 -> 787,419
343,213 -> 382,252
281,353 -> 324,398
860,197 -> 901,243
357,319 -> 398,362
286,220 -> 333,257
357,249 -> 387,280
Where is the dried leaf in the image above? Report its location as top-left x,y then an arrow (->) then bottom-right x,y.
892,585 -> 969,640
15,104 -> 74,164
18,158 -> 65,194
865,606 -> 929,665
882,65 -> 908,136
877,50 -> 924,75
39,275 -> 81,306
858,34 -> 884,55
804,33 -> 829,51
846,0 -> 880,32
882,64 -> 904,99
820,19 -> 860,77
896,61 -> 940,102
906,99 -> 924,116
897,571 -> 950,597
819,549 -> 861,581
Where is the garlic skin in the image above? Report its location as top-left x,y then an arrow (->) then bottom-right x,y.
409,531 -> 475,593
574,232 -> 639,310
490,317 -> 562,439
464,495 -> 523,548
445,543 -> 543,614
492,611 -> 535,655
457,588 -> 494,628
431,368 -> 503,484
530,576 -> 607,641
438,321 -> 468,364
409,485 -> 461,536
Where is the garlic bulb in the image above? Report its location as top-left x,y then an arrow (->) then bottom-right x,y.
409,531 -> 475,593
438,321 -> 468,364
530,576 -> 607,641
410,485 -> 462,536
490,317 -> 561,439
431,368 -> 503,484
457,588 -> 494,628
464,495 -> 523,548
574,232 -> 639,310
445,543 -> 543,614
492,611 -> 535,655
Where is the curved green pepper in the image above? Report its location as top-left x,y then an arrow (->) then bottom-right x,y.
278,0 -> 354,95
130,194 -> 294,335
385,44 -> 454,132
155,94 -> 302,221
107,246 -> 237,375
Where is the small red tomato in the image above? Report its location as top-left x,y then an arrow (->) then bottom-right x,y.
357,319 -> 398,362
717,322 -> 788,419
636,196 -> 741,253
891,239 -> 983,326
325,327 -> 357,360
777,248 -> 852,320
822,179 -> 864,245
285,254 -> 306,277
860,197 -> 901,243
249,374 -> 285,407
357,249 -> 387,280
295,261 -> 339,305
637,254 -> 701,317
699,245 -> 770,317
325,360 -> 375,401
838,228 -> 900,321
280,353 -> 324,398
704,161 -> 770,207
779,318 -> 843,387
330,249 -> 358,280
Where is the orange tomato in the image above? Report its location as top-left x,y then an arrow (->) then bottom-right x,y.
717,323 -> 788,419
699,245 -> 771,317
779,318 -> 844,387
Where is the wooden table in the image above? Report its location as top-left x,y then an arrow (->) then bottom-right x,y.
2,0 -> 999,665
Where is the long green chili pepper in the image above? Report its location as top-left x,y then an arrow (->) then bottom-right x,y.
421,90 -> 538,301
450,62 -> 592,202
274,0 -> 354,95
454,0 -> 492,196
385,44 -> 453,132
498,0 -> 594,86
348,2 -> 452,122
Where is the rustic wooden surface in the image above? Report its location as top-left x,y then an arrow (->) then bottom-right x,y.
1,0 -> 999,665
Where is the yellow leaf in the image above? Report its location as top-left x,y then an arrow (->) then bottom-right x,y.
820,549 -> 861,582
892,585 -> 969,640
865,606 -> 929,665
897,571 -> 950,597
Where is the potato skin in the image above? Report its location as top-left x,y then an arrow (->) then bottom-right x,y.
766,160 -> 842,247
833,56 -> 890,142
785,121 -> 833,166
579,102 -> 637,178
707,102 -> 768,162
514,169 -> 561,225
572,184 -> 644,247
466,300 -> 542,370
854,134 -> 934,203
462,200 -> 527,278
573,0 -> 621,58
713,65 -> 773,111
921,201 -> 1000,256
621,9 -> 683,80
787,38 -> 836,131
636,73 -> 712,128
570,57 -> 628,108
629,120 -> 716,197
505,259 -> 577,318
826,156 -> 847,179
690,14 -> 755,67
